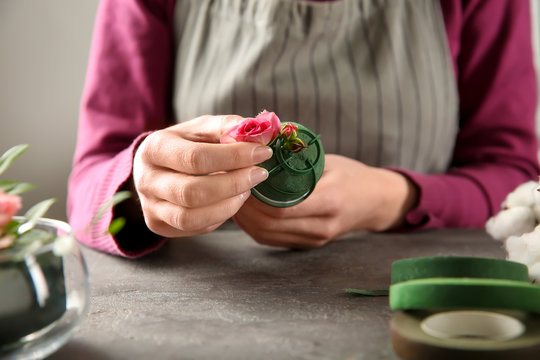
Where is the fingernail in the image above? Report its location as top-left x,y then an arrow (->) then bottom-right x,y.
249,167 -> 269,186
252,146 -> 273,163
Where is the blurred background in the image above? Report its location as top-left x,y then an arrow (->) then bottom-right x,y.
0,0 -> 540,222
0,1 -> 98,220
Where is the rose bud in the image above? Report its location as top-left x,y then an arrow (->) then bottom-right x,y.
282,137 -> 308,153
280,123 -> 298,141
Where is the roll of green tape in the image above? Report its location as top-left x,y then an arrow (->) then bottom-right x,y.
391,311 -> 540,360
391,257 -> 529,284
390,278 -> 540,313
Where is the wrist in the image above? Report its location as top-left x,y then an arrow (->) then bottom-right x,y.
372,169 -> 419,231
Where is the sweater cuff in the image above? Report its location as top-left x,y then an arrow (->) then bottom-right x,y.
389,168 -> 489,230
89,132 -> 166,258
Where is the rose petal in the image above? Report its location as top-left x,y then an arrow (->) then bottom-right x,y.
0,191 -> 22,228
256,110 -> 281,140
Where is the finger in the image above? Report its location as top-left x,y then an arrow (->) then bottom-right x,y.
243,188 -> 333,220
235,200 -> 339,240
142,131 -> 273,175
148,191 -> 250,235
145,166 -> 268,208
234,215 -> 330,249
148,218 -> 223,239
251,233 -> 328,249
173,114 -> 245,143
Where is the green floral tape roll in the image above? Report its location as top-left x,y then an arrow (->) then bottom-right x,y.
391,257 -> 529,284
390,278 -> 540,313
389,257 -> 540,358
391,310 -> 540,360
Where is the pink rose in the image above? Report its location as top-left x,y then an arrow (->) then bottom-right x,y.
0,190 -> 22,228
221,110 -> 281,145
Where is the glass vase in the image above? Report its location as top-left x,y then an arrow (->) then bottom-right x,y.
0,217 -> 89,359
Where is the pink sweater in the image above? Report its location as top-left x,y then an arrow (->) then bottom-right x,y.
68,0 -> 539,257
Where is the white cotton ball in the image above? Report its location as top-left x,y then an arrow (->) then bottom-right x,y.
533,203 -> 540,223
485,206 -> 536,241
519,227 -> 540,265
502,181 -> 539,208
505,229 -> 540,266
505,234 -> 530,264
528,262 -> 540,283
533,185 -> 540,206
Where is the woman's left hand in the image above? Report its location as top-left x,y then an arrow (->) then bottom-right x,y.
233,154 -> 418,249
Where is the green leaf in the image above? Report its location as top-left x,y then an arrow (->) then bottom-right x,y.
345,288 -> 389,297
108,217 -> 126,236
9,229 -> 56,259
0,180 -> 19,192
4,219 -> 21,235
0,144 -> 29,177
6,182 -> 35,195
16,228 -> 54,246
21,198 -> 56,231
12,241 -> 43,261
91,191 -> 132,226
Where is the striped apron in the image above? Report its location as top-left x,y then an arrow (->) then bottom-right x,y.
171,0 -> 458,173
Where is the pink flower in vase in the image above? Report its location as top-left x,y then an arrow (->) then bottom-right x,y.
221,110 -> 282,145
0,190 -> 22,229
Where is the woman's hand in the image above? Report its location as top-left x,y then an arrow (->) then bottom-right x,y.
132,115 -> 273,238
233,154 -> 418,249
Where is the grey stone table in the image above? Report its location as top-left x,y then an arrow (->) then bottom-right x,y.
48,228 -> 506,360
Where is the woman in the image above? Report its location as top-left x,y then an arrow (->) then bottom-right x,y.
68,0 -> 539,257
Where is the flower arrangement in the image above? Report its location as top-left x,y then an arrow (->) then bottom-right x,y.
0,143 -> 130,355
221,110 -> 324,208
221,110 -> 308,152
0,144 -> 128,258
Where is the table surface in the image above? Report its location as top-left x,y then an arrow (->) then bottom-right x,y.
48,228 -> 506,360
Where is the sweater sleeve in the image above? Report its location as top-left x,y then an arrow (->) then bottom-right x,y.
67,0 -> 175,257
397,0 -> 540,229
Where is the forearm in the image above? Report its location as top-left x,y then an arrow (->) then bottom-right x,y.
68,0 -> 174,256
67,135 -> 164,257
397,0 -> 539,230
394,162 -> 538,230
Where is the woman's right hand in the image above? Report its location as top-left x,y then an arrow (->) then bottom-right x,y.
132,115 -> 272,238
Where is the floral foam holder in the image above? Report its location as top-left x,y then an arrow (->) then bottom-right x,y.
221,111 -> 324,208
251,122 -> 324,207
